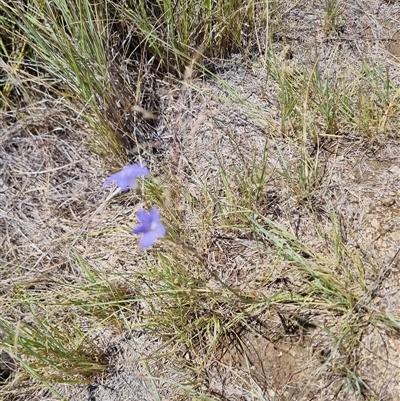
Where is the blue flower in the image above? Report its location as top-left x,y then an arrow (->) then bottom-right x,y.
103,163 -> 150,192
132,208 -> 166,249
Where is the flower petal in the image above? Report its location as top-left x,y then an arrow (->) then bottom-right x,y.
125,176 -> 138,190
102,172 -> 118,189
103,163 -> 149,191
132,224 -> 146,234
149,207 -> 161,222
154,222 -> 166,237
117,176 -> 131,192
125,164 -> 150,177
136,209 -> 152,226
140,231 -> 158,249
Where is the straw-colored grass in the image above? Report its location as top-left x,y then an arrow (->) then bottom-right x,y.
1,0 -> 400,400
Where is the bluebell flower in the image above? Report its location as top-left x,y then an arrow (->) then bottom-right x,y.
133,208 -> 166,249
103,163 -> 149,192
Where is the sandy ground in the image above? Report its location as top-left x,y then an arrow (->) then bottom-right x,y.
1,0 -> 400,400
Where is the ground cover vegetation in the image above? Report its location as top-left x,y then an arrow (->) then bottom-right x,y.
1,0 -> 400,400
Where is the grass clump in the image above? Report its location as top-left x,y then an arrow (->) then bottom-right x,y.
266,47 -> 400,140
0,0 -> 263,164
1,0 -> 128,161
323,0 -> 344,35
112,0 -> 261,73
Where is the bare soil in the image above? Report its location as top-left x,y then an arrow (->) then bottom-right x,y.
1,0 -> 400,400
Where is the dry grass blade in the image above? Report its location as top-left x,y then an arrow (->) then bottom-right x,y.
1,0 -> 400,400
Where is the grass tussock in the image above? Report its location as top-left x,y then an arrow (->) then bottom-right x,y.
1,0 -> 400,400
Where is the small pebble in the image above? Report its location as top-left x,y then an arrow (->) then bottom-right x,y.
381,197 -> 396,207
